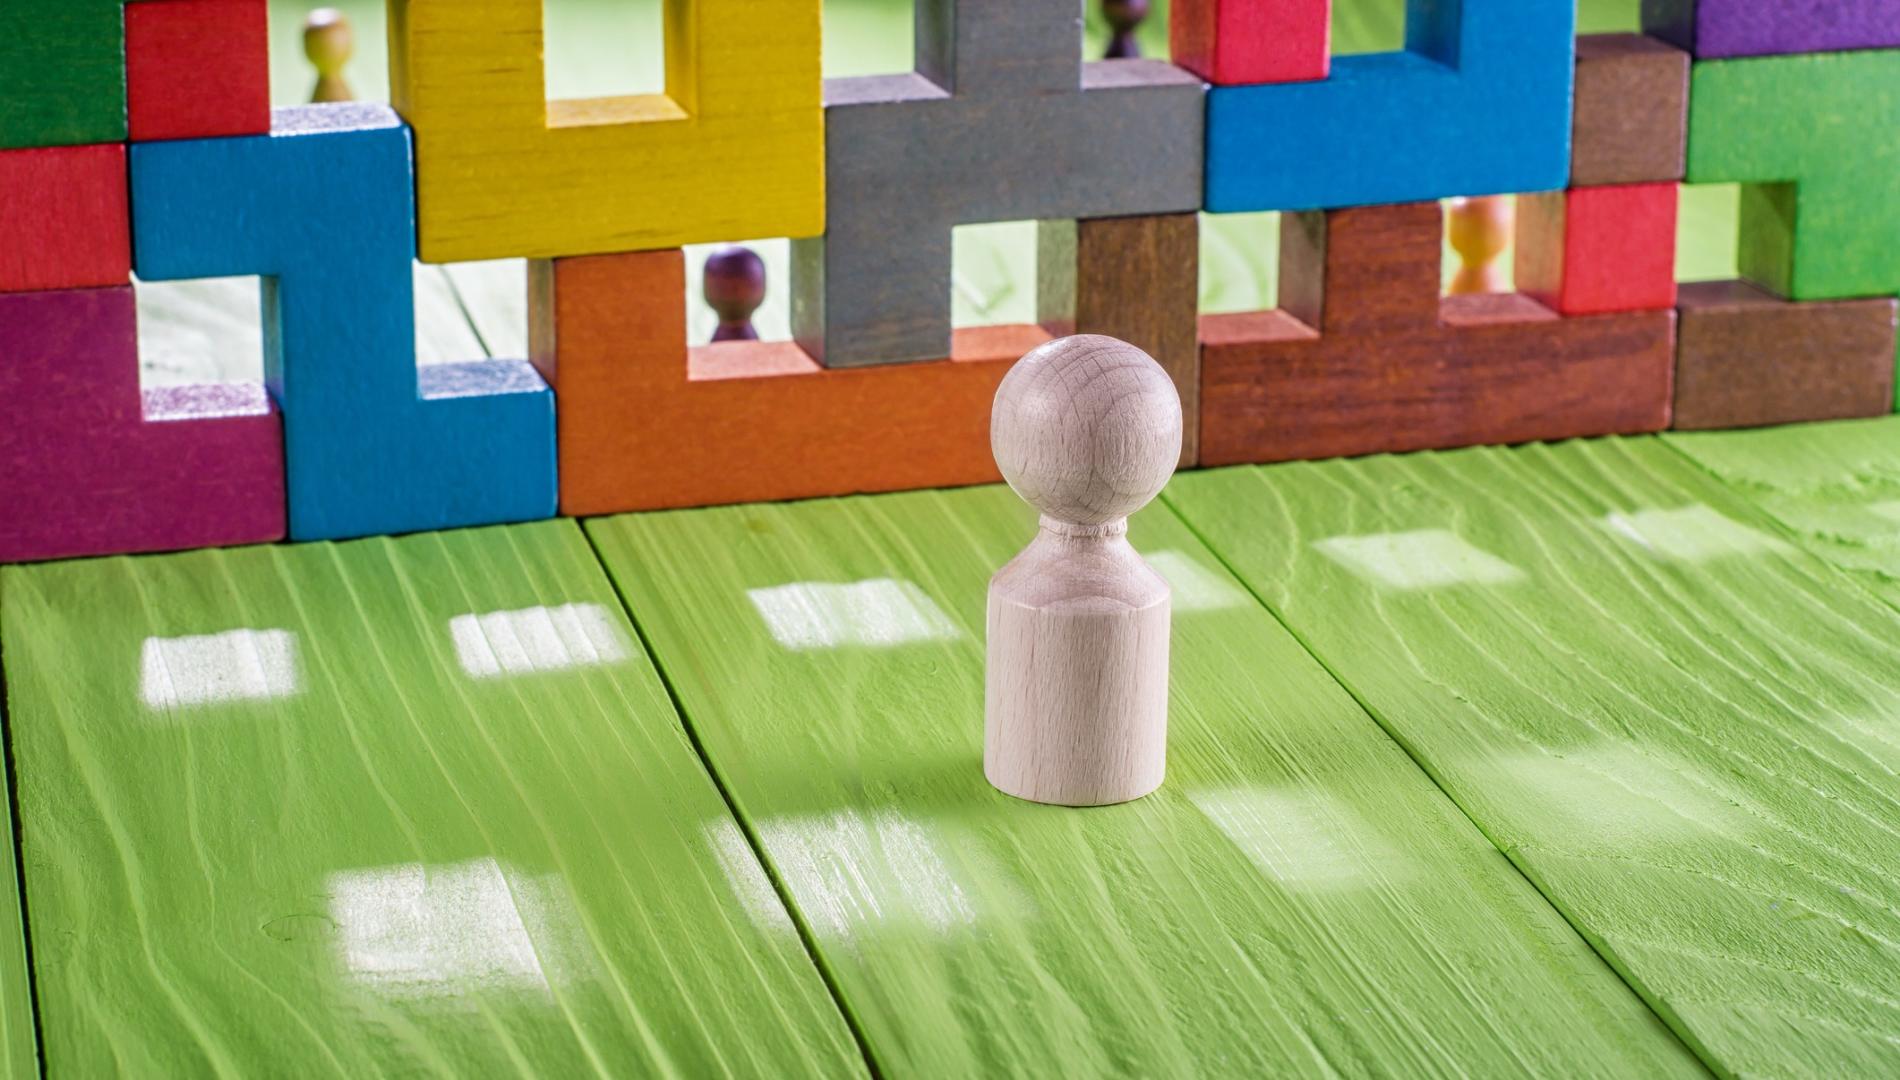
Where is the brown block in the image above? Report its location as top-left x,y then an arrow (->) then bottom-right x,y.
1572,33 -> 1689,185
1200,201 -> 1677,465
1039,213 -> 1201,465
1672,279 -> 1896,430
531,250 -> 1040,514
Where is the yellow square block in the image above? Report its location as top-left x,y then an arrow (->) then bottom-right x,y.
390,0 -> 824,262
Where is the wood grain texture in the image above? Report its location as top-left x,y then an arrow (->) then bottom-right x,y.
1665,415 -> 1900,602
793,0 -> 1202,368
0,0 -> 125,149
532,249 -> 1039,514
387,0 -> 823,262
1642,0 -> 1900,58
126,0 -> 270,142
1672,280 -> 1896,430
0,143 -> 129,292
0,285 -> 286,565
1169,0 -> 1331,85
1515,182 -> 1680,316
1572,33 -> 1689,186
1037,213 -> 1201,465
1200,202 -> 1677,466
1167,438 -> 1900,1077
0,620 -> 37,1079
586,487 -> 1701,1077
1688,49 -> 1900,302
131,105 -> 556,541
0,520 -> 864,1077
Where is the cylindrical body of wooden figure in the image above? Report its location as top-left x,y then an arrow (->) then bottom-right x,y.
986,518 -> 1170,805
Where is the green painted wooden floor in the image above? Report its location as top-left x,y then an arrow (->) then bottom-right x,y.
7,418 -> 1900,1077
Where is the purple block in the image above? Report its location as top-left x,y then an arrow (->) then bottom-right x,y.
0,286 -> 286,563
1643,0 -> 1900,58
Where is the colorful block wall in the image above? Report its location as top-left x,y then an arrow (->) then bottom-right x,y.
3,0 -> 1898,563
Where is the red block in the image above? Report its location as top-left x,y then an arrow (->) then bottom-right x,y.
0,143 -> 129,292
1172,0 -> 1330,86
1516,182 -> 1680,316
126,0 -> 270,142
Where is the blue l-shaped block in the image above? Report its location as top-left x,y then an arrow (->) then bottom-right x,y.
131,104 -> 556,541
1204,0 -> 1576,211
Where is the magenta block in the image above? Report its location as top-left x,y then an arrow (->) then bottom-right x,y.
1642,0 -> 1900,58
0,286 -> 286,563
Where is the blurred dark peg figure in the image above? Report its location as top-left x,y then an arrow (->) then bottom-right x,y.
704,245 -> 767,342
1103,0 -> 1150,59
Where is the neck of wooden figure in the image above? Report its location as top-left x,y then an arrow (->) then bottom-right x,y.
1040,515 -> 1129,539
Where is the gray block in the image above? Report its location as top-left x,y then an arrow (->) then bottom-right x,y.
793,1 -> 1205,369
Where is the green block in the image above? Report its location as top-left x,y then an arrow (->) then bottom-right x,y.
0,0 -> 126,148
1168,439 -> 1900,1077
588,490 -> 1701,1077
0,522 -> 863,1076
1688,50 -> 1900,301
0,581 -> 39,1079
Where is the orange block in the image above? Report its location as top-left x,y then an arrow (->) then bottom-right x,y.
530,251 -> 1043,515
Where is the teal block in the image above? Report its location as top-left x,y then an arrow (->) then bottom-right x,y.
1688,50 -> 1900,301
0,0 -> 126,149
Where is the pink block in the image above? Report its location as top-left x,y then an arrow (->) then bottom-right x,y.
0,286 -> 286,563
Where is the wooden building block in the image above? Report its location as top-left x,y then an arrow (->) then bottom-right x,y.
0,144 -> 129,292
1516,183 -> 1680,317
1038,213 -> 1200,465
790,0 -> 1203,367
387,0 -> 822,262
1672,280 -> 1896,430
1200,201 -> 1676,465
0,285 -> 285,564
126,0 -> 270,142
0,1 -> 125,149
1688,50 -> 1900,301
1572,33 -> 1689,186
532,249 -> 1035,514
1170,0 -> 1330,86
1642,0 -> 1900,58
130,105 -> 556,541
1204,0 -> 1572,212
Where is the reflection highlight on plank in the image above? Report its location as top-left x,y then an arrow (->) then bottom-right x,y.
1191,786 -> 1404,892
1311,529 -> 1528,590
327,858 -> 580,1002
449,603 -> 631,678
1596,506 -> 1794,563
1145,549 -> 1251,612
1492,745 -> 1754,848
753,811 -> 984,939
746,579 -> 962,651
138,628 -> 300,710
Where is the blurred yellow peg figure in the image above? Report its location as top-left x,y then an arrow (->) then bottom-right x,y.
304,8 -> 355,103
1446,195 -> 1514,295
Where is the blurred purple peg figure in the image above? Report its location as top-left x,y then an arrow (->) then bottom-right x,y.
704,245 -> 767,342
1103,0 -> 1150,59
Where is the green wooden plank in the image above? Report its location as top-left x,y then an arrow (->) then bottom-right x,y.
0,593 -> 39,1079
0,522 -> 862,1077
1666,416 -> 1900,612
1166,440 -> 1900,1077
585,490 -> 1702,1078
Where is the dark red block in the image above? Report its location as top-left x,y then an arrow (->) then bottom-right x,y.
0,143 -> 129,292
126,0 -> 270,142
1516,182 -> 1679,317
0,286 -> 286,563
1171,0 -> 1330,86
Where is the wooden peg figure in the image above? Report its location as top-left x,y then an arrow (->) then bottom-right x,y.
703,246 -> 767,342
1103,0 -> 1151,59
304,8 -> 355,104
1447,195 -> 1514,294
986,335 -> 1182,806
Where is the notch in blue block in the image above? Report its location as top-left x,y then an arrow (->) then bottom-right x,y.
131,104 -> 557,541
